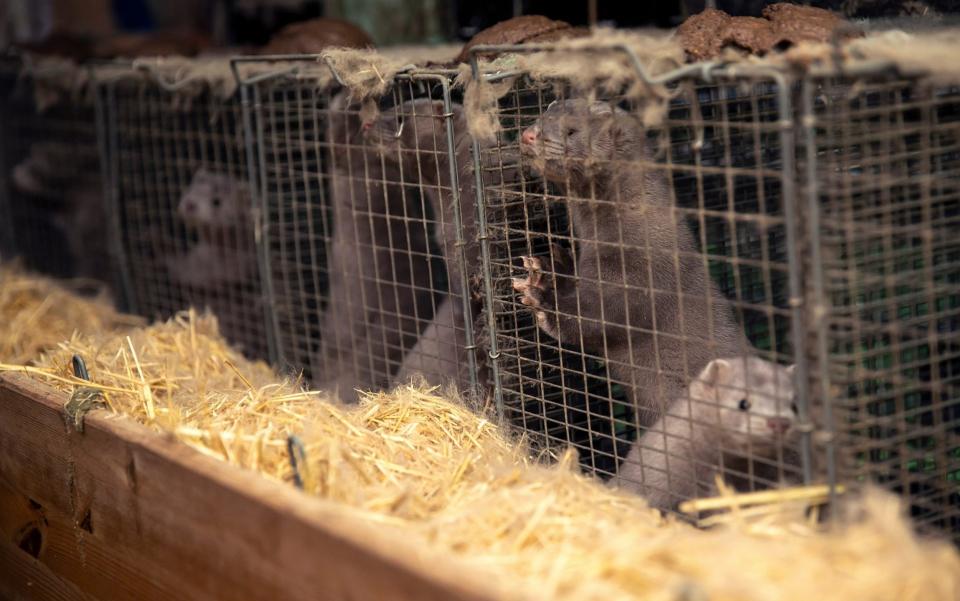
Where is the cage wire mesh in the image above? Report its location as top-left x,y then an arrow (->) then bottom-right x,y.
804,72 -> 960,541
95,69 -> 270,360
470,48 -> 960,538
474,64 -> 804,514
241,63 -> 482,401
0,57 -> 111,289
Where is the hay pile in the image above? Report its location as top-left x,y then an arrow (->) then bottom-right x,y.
2,265 -> 959,601
0,263 -> 143,365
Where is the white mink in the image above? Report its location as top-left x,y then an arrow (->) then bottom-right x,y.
611,356 -> 799,512
168,167 -> 256,287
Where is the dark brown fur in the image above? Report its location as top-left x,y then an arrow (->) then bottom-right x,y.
11,142 -> 112,286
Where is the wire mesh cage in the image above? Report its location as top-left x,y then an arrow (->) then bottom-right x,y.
94,63 -> 270,360
470,60 -> 807,514
0,57 -> 111,288
466,46 -> 960,540
237,60 -> 482,401
802,72 -> 960,539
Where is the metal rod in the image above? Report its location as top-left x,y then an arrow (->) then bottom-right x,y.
468,52 -> 506,424
747,69 -> 818,493
787,77 -> 818,488
420,73 -> 482,396
243,82 -> 283,366
801,77 -> 840,511
93,78 -> 138,314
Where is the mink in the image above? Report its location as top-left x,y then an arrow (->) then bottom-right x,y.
363,98 -> 523,392
11,142 -> 112,287
611,356 -> 800,511
167,167 -> 257,288
515,99 -> 748,426
311,92 -> 440,401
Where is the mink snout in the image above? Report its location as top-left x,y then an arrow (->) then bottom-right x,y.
766,417 -> 792,434
520,126 -> 539,147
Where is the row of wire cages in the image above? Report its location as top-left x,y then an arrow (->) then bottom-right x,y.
2,44 -> 957,541
236,59 -> 482,402
466,47 -> 959,539
0,56 -> 112,293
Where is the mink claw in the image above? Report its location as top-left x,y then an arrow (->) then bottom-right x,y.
521,255 -> 542,271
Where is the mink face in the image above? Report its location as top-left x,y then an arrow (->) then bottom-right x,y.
691,357 -> 797,452
520,98 -> 645,188
176,168 -> 250,230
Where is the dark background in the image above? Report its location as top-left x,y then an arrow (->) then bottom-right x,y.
7,0 -> 960,51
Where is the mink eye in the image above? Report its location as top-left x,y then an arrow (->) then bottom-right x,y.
212,197 -> 221,208
738,399 -> 751,411
790,402 -> 798,415
566,127 -> 577,137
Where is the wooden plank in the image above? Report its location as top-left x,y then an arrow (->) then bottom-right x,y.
0,478 -> 97,601
0,373 -> 498,601
0,538 -> 95,601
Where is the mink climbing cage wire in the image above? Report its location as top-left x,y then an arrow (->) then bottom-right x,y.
463,44 -> 960,540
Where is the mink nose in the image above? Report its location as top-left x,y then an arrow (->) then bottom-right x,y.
521,127 -> 538,146
766,417 -> 792,434
184,200 -> 196,213
361,121 -> 373,131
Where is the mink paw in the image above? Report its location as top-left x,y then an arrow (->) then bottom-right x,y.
512,256 -> 553,332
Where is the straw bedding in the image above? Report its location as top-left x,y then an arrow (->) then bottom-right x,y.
0,263 -> 143,365
2,264 -> 959,601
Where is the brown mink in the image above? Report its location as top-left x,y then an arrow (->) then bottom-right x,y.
515,99 -> 748,427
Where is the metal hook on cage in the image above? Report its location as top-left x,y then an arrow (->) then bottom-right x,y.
286,434 -> 307,490
322,56 -> 349,88
64,354 -> 105,434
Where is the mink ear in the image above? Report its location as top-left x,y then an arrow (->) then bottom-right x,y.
702,358 -> 731,386
785,364 -> 796,378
